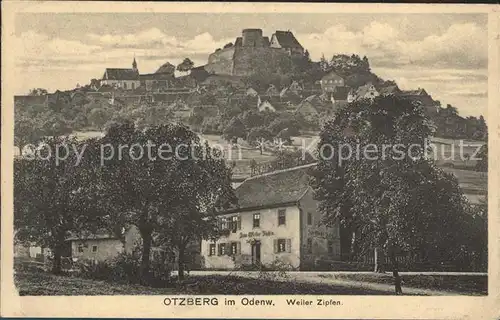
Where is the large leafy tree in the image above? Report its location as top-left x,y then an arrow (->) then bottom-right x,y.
14,137 -> 102,274
28,88 -> 48,96
267,117 -> 301,137
126,102 -> 174,130
92,122 -> 236,282
15,99 -> 73,148
14,115 -> 44,148
246,127 -> 273,154
156,61 -> 176,74
88,108 -> 110,131
155,140 -> 237,280
475,144 -> 488,172
312,96 -> 483,294
222,117 -> 246,143
176,58 -> 195,75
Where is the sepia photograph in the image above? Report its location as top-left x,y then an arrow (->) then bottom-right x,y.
1,2 -> 498,319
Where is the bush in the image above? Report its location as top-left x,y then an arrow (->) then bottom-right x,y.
109,251 -> 142,284
257,259 -> 295,281
268,118 -> 301,136
14,259 -> 46,274
77,260 -> 115,281
75,247 -> 172,286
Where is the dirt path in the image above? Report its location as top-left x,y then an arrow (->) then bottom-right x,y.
181,271 -> 480,296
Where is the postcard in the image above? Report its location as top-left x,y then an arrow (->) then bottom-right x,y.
1,2 -> 499,319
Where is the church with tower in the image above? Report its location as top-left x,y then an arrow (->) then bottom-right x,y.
101,57 -> 175,91
101,57 -> 141,90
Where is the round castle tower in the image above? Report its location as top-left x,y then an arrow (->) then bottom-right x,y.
242,28 -> 263,47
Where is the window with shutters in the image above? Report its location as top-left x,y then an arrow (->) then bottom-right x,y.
307,238 -> 312,254
209,244 -> 216,256
218,243 -> 226,256
307,212 -> 312,225
78,245 -> 84,253
221,217 -> 228,230
277,239 -> 286,253
278,209 -> 286,226
230,242 -> 238,255
253,213 -> 260,228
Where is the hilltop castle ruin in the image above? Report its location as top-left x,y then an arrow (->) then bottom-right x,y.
204,29 -> 305,76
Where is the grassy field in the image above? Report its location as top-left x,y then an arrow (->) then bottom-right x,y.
318,273 -> 487,296
15,270 -> 394,296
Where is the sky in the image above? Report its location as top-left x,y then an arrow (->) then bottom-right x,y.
14,12 -> 488,118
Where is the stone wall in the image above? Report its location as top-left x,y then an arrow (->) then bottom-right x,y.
205,47 -> 236,75
232,47 -> 290,76
205,46 -> 291,77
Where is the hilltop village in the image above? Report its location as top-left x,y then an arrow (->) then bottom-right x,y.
15,27 -> 487,147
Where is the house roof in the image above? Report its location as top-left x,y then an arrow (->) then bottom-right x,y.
379,85 -> 400,95
237,163 -> 485,210
259,95 -> 281,105
322,70 -> 344,81
355,83 -> 378,98
280,87 -> 289,97
273,31 -> 303,49
246,88 -> 258,96
189,66 -> 211,83
399,88 -> 428,96
191,105 -> 219,117
265,85 -> 280,96
155,62 -> 176,74
304,94 -> 319,102
229,163 -> 485,212
331,86 -> 351,100
280,82 -> 303,98
295,101 -> 319,115
66,230 -> 117,241
231,164 -> 315,211
303,94 -> 326,105
397,89 -> 437,106
139,72 -> 175,80
97,85 -> 114,92
70,90 -> 86,99
405,95 -> 439,107
262,36 -> 270,46
103,68 -> 139,81
258,100 -> 277,111
289,81 -> 303,90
